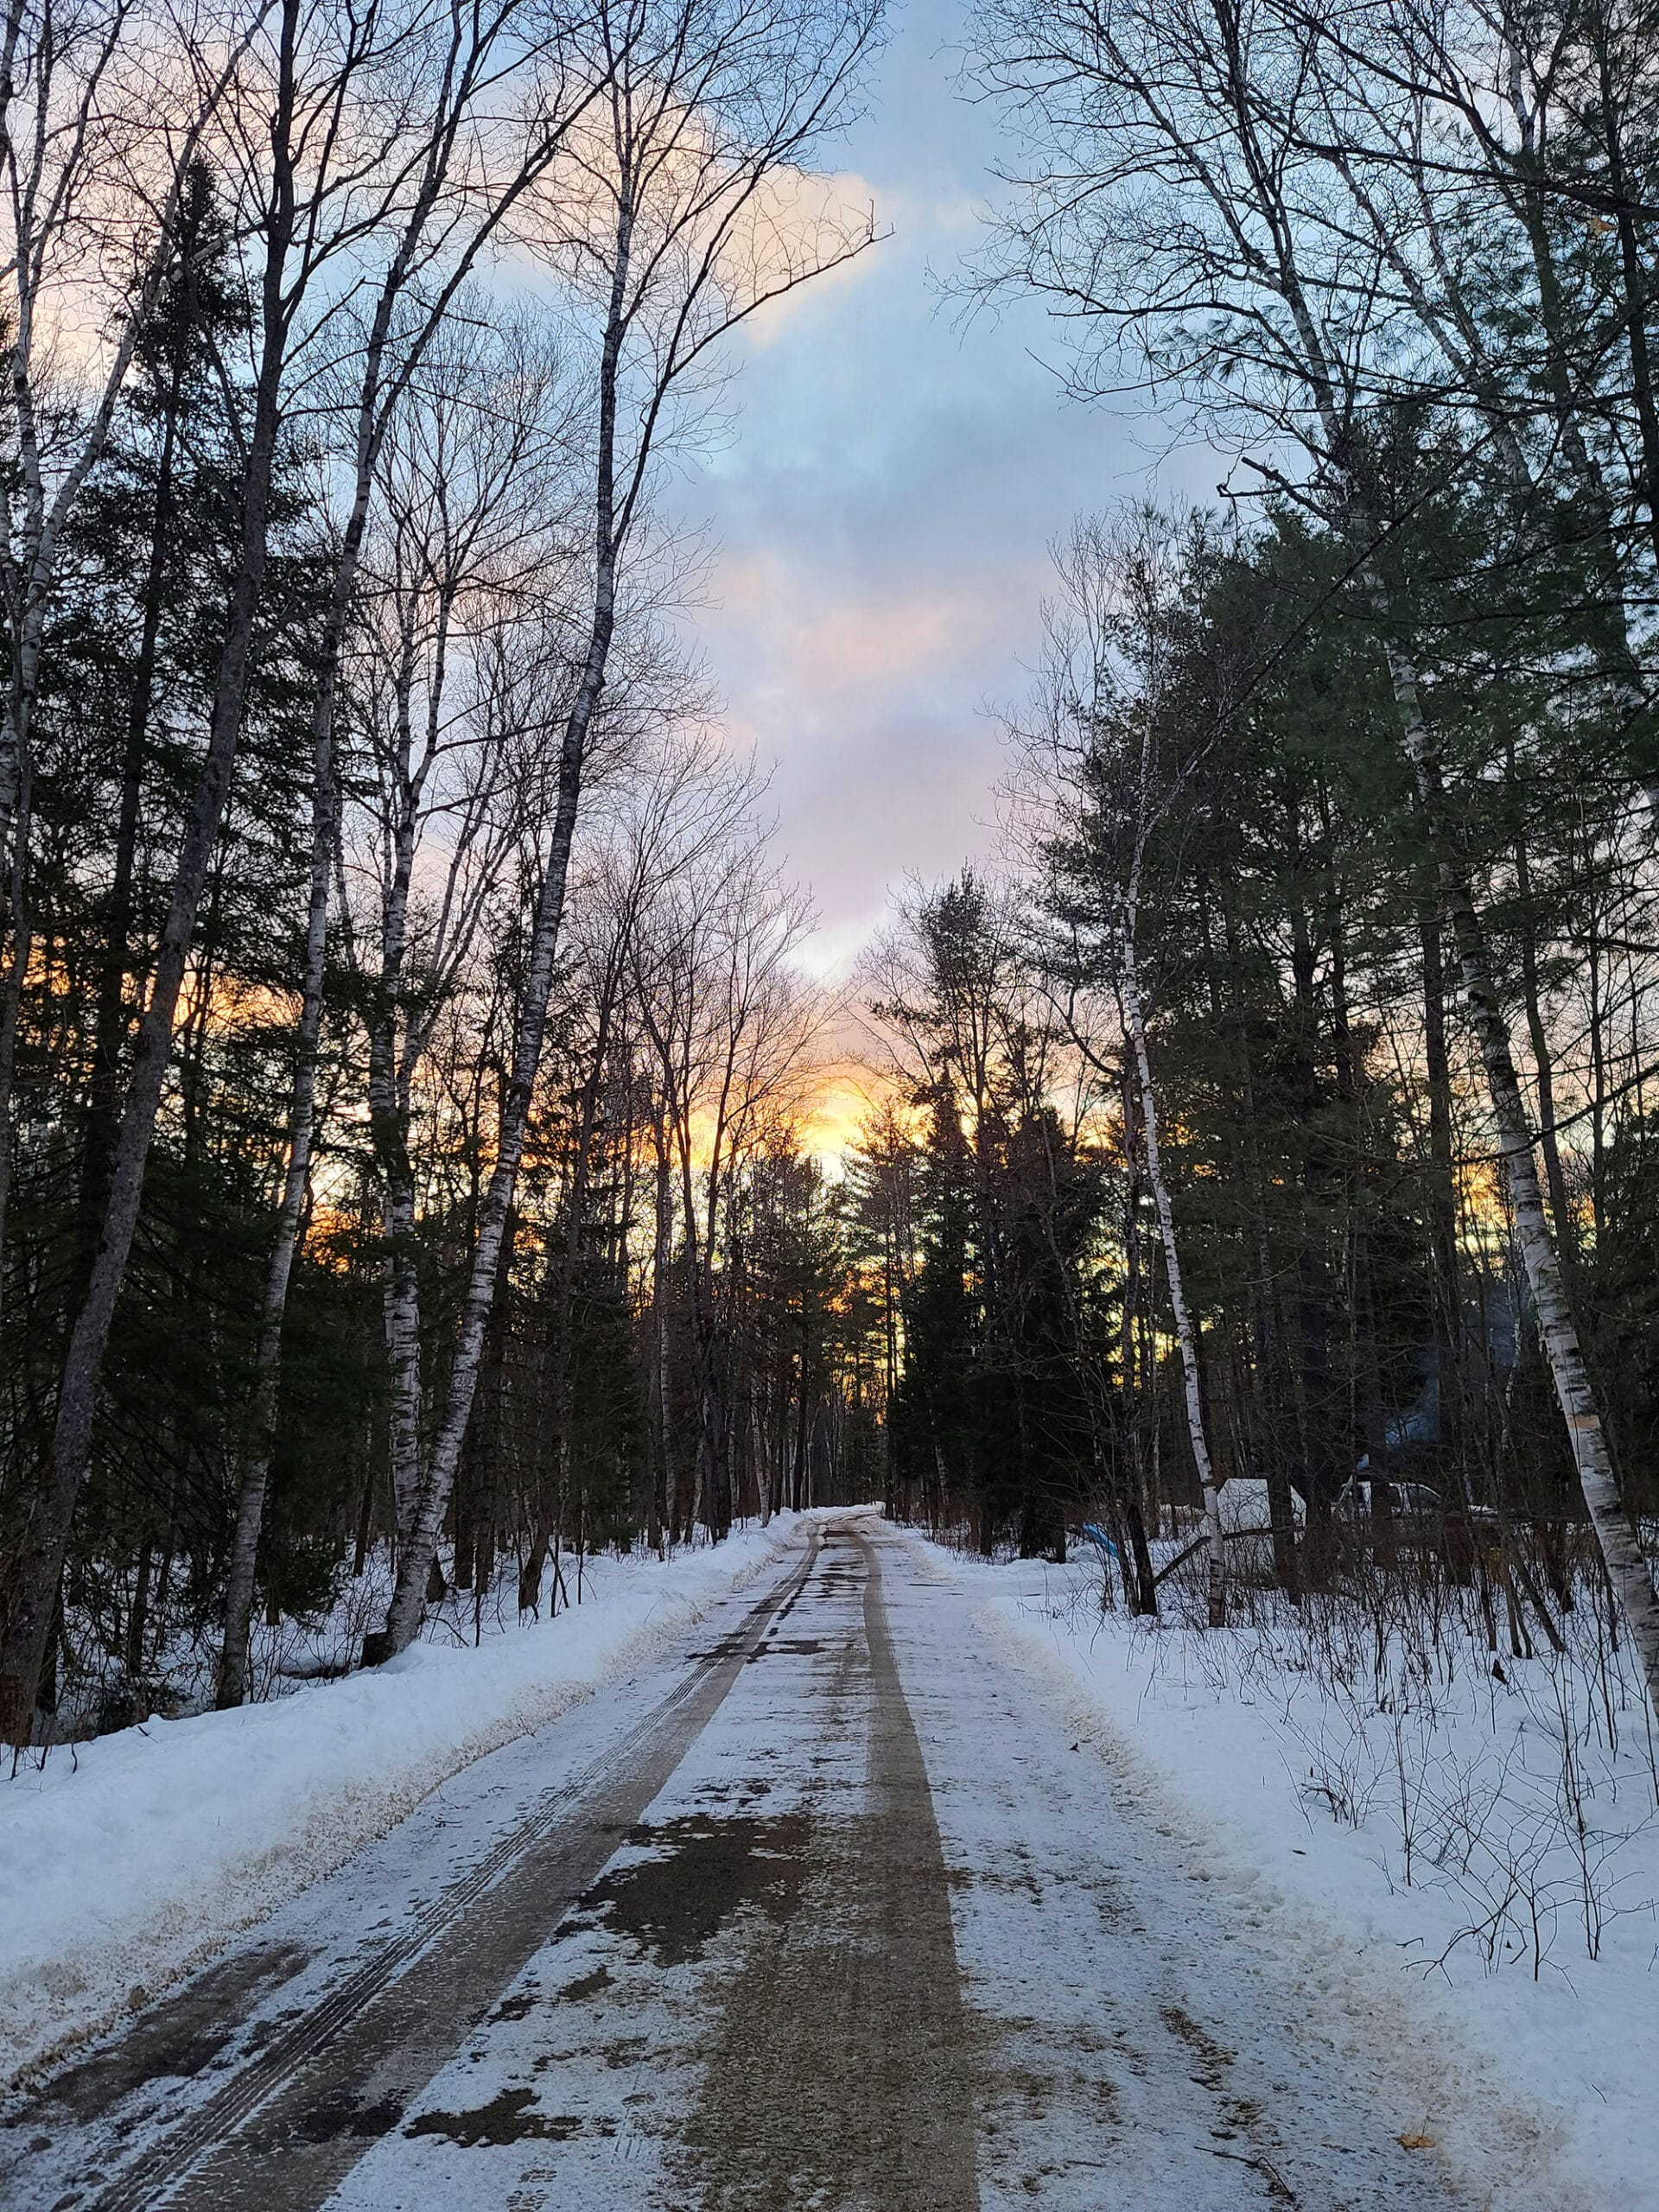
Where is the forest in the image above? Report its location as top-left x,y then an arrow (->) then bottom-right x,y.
4,0 -> 1659,1751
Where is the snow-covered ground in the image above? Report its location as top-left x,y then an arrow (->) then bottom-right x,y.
0,1519 -> 797,2090
5,1511 -> 1568,2211
908,1529 -> 1659,2212
9,1506 -> 1654,2209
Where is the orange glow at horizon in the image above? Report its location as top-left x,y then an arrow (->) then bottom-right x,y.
798,1065 -> 900,1166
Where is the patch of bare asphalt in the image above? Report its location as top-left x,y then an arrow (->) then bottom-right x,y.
4,1534 -> 822,2212
678,1527 -> 982,2212
575,1810 -> 811,1967
552,1963 -> 612,2004
11,1941 -> 313,2124
404,2088 -> 611,2146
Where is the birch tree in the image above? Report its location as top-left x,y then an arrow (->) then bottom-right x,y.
216,316 -> 588,1700
2,0 -> 608,1740
1025,512 -> 1231,1621
372,0 -> 882,1657
969,0 -> 1659,1711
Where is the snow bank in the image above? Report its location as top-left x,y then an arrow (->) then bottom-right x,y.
0,1521 -> 796,2090
902,1535 -> 1659,2212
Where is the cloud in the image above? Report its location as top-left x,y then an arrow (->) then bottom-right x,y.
669,0 -> 1217,969
739,168 -> 887,347
715,554 -> 1002,683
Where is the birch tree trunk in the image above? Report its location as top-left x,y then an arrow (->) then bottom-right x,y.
213,269 -> 425,1704
1279,183 -> 1659,1694
366,0 -> 878,1653
1119,916 -> 1227,1628
217,302 -> 421,1701
651,1108 -> 674,1549
1298,140 -> 1659,1699
368,819 -> 426,1548
370,213 -> 632,1658
215,13 -> 584,1699
1383,642 -> 1659,1713
753,1395 -> 773,1524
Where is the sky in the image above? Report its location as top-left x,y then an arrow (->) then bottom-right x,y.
676,0 -> 1212,981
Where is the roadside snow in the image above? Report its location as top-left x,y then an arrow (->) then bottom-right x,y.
898,1533 -> 1659,2212
0,1521 -> 796,2091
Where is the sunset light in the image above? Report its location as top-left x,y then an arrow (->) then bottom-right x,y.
4,0 -> 1659,2198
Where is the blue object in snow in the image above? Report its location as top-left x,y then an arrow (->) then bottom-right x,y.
1081,1523 -> 1120,1562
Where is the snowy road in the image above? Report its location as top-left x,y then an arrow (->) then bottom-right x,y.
4,1516 -> 1542,2210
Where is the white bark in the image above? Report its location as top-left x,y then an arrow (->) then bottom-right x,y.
1117,915 -> 1227,1628
372,0 -> 879,1656
1384,645 -> 1659,1713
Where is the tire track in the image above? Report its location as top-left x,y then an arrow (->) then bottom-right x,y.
16,1531 -> 822,2212
680,1523 -> 981,2212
